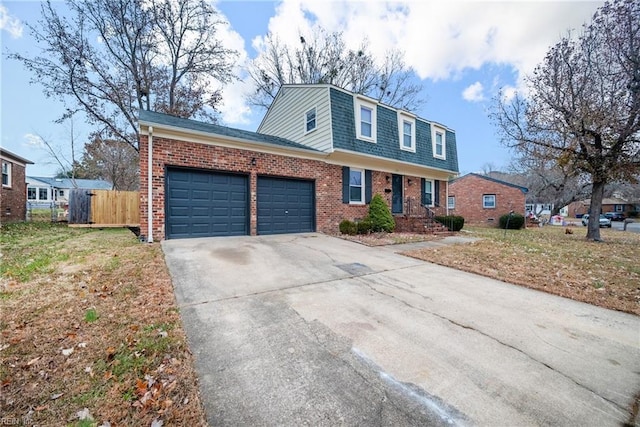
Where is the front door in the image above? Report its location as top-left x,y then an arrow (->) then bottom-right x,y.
392,174 -> 403,214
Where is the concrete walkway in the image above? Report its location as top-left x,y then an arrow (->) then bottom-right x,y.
163,233 -> 640,426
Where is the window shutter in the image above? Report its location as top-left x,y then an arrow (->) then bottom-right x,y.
342,167 -> 350,204
421,178 -> 426,206
434,180 -> 440,207
365,170 -> 372,204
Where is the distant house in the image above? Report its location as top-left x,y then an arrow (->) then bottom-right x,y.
563,197 -> 639,218
448,173 -> 528,226
526,203 -> 554,217
1,148 -> 33,223
27,177 -> 113,208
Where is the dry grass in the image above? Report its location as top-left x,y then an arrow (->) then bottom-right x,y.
404,226 -> 640,315
1,222 -> 206,426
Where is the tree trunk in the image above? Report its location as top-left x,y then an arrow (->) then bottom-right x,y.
586,180 -> 605,241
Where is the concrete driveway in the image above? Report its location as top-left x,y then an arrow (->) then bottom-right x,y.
162,233 -> 640,426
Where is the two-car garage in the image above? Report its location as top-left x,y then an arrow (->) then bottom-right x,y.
165,168 -> 315,239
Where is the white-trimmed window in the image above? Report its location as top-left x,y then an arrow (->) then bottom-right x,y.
58,190 -> 65,197
355,98 -> 376,142
349,168 -> 365,204
432,126 -> 446,159
39,188 -> 49,201
424,179 -> 433,207
483,194 -> 496,209
448,196 -> 455,209
1,161 -> 11,187
398,113 -> 416,152
615,204 -> 623,212
28,188 -> 36,200
305,107 -> 316,133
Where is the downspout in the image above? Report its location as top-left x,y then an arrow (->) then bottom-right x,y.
147,126 -> 154,243
446,180 -> 449,216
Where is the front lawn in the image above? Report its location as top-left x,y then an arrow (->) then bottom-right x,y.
0,222 -> 206,426
404,225 -> 640,315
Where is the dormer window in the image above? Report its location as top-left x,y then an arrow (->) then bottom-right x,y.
355,97 -> 376,142
305,107 -> 316,133
398,113 -> 416,152
432,125 -> 446,159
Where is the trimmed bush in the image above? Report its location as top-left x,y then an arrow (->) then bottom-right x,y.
357,218 -> 373,234
434,215 -> 465,231
339,219 -> 357,235
499,213 -> 525,229
368,194 -> 395,232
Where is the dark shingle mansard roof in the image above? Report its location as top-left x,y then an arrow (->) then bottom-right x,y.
139,110 -> 321,153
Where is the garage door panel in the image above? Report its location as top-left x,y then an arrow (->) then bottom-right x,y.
257,177 -> 315,235
166,168 -> 248,239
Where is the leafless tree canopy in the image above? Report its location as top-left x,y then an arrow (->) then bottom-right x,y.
491,0 -> 640,241
79,137 -> 140,190
8,0 -> 237,151
246,29 -> 424,111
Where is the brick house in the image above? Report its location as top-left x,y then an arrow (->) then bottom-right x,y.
448,173 -> 528,226
139,84 -> 459,241
1,148 -> 33,224
563,197 -> 640,218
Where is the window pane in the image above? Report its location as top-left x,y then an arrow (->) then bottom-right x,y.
424,181 -> 432,192
361,121 -> 371,138
425,193 -> 432,206
350,170 -> 362,186
435,132 -> 443,155
448,196 -> 455,209
39,188 -> 48,200
1,174 -> 7,186
403,122 -> 412,147
306,109 -> 316,132
483,195 -> 495,208
28,188 -> 36,200
350,187 -> 362,202
361,107 -> 371,123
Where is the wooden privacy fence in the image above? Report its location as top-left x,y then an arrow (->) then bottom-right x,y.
69,189 -> 139,228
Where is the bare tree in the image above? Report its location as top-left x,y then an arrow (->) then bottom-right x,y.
508,156 -> 592,215
8,0 -> 237,151
491,0 -> 640,241
78,137 -> 139,190
247,29 -> 423,111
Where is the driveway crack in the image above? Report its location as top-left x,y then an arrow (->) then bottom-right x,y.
355,277 -> 631,417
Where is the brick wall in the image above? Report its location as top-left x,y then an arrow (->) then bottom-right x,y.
448,174 -> 525,226
140,135 -> 450,241
0,161 -> 27,223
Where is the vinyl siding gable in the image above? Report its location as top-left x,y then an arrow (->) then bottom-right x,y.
258,86 -> 333,152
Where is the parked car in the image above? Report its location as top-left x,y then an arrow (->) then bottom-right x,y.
581,214 -> 612,227
604,212 -> 625,221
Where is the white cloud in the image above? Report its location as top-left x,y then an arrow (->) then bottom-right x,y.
23,133 -> 44,148
462,82 -> 484,102
259,0 -> 603,81
0,4 -> 23,39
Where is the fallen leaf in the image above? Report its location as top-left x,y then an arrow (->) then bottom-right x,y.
27,356 -> 41,366
77,407 -> 93,420
77,342 -> 87,348
50,393 -> 63,400
61,348 -> 74,356
35,405 -> 48,411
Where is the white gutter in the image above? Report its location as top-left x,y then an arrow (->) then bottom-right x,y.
147,126 -> 154,243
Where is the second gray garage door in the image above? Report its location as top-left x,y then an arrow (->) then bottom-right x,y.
257,177 -> 315,235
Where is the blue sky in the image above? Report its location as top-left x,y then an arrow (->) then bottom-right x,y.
1,0 -> 604,177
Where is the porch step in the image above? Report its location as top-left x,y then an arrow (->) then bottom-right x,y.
394,216 -> 453,235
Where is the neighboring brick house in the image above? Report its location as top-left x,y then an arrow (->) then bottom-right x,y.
448,173 -> 528,226
563,197 -> 640,218
139,84 -> 459,241
0,148 -> 33,224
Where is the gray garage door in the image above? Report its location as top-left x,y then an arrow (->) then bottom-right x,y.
166,168 -> 248,239
257,177 -> 315,235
